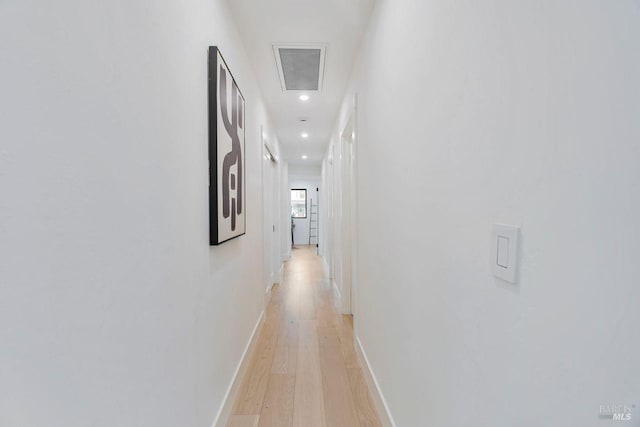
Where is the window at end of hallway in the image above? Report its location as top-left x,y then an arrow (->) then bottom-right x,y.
291,189 -> 307,218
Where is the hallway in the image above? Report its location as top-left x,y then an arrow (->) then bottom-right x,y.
227,246 -> 381,427
3,0 -> 640,425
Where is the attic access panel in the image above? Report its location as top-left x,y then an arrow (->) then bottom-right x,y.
273,44 -> 326,92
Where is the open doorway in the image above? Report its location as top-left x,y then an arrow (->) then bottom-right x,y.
335,97 -> 358,316
262,128 -> 281,297
289,172 -> 321,249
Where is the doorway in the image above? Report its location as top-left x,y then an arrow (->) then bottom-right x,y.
336,100 -> 358,316
262,129 -> 281,296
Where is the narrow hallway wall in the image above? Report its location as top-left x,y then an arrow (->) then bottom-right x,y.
326,1 -> 640,426
0,1 -> 279,426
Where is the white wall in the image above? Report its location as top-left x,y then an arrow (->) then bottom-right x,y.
289,172 -> 320,247
325,1 -> 640,426
0,1 -> 279,426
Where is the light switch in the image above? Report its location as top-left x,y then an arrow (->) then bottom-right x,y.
497,236 -> 509,268
491,224 -> 520,283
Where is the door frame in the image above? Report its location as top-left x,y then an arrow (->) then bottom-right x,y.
261,126 -> 280,300
338,95 -> 359,321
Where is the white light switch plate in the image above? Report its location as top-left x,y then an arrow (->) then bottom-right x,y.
491,224 -> 520,283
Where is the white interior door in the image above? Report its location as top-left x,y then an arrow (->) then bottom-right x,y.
339,115 -> 355,314
270,157 -> 280,284
262,132 -> 279,293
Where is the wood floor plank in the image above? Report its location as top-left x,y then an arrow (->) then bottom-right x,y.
272,302 -> 299,375
259,374 -> 296,427
315,294 -> 337,328
293,320 -> 326,427
271,345 -> 288,375
316,326 -> 339,348
299,290 -> 316,320
279,316 -> 299,347
226,414 -> 260,427
271,344 -> 297,374
317,326 -> 359,427
335,316 -> 359,370
233,307 -> 282,415
284,287 -> 301,322
347,367 -> 382,427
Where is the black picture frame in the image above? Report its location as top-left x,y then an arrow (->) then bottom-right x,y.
208,46 -> 246,245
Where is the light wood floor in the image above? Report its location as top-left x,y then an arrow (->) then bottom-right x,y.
227,245 -> 382,427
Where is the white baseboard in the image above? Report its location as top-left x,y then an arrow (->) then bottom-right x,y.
265,281 -> 274,294
355,336 -> 396,427
321,256 -> 330,275
332,279 -> 342,308
211,310 -> 265,427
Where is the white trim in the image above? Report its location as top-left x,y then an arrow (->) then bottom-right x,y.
321,257 -> 330,277
265,281 -> 274,295
355,336 -> 396,427
338,101 -> 357,316
211,310 -> 265,427
332,279 -> 342,309
350,94 -> 359,331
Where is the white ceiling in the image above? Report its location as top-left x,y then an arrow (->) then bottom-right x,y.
227,0 -> 375,168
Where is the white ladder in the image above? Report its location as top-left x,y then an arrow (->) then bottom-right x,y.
308,197 -> 318,247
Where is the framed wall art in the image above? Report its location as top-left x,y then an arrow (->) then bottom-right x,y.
208,46 -> 246,245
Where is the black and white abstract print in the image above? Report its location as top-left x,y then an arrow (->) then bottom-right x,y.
209,47 -> 246,245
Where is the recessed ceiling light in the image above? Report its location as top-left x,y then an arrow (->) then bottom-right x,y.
299,94 -> 309,101
302,155 -> 308,159
301,133 -> 309,138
